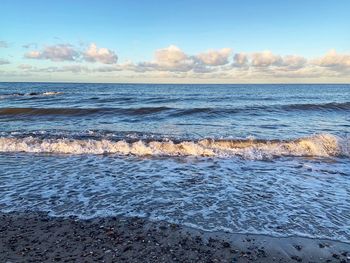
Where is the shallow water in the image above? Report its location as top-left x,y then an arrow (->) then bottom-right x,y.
0,83 -> 349,242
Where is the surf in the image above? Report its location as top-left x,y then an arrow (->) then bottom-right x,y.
0,133 -> 348,160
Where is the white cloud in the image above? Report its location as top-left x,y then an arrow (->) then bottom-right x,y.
196,48 -> 232,66
153,45 -> 194,71
134,45 -> 195,72
251,51 -> 283,67
232,51 -> 307,70
15,42 -> 350,82
280,55 -> 307,69
155,45 -> 188,64
83,43 -> 118,64
135,45 -> 232,73
25,44 -> 79,61
313,49 -> 350,72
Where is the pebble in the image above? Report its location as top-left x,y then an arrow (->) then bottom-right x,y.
294,244 -> 302,251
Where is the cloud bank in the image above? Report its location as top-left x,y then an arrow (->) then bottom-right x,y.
1,41 -> 349,82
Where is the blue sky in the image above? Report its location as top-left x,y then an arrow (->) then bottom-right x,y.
0,0 -> 349,83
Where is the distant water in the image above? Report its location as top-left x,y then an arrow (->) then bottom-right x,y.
0,83 -> 349,242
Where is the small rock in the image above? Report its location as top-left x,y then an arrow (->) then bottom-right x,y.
291,255 -> 302,262
294,244 -> 302,251
222,241 -> 230,248
319,243 -> 329,248
341,251 -> 348,257
123,246 -> 132,252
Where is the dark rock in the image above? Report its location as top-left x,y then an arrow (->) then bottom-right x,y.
291,255 -> 302,262
332,253 -> 340,259
341,251 -> 348,256
222,241 -> 230,248
123,245 -> 132,252
294,244 -> 302,251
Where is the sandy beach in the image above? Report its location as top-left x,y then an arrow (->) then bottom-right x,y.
1,212 -> 349,262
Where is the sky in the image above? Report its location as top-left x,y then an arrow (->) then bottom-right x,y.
0,0 -> 349,83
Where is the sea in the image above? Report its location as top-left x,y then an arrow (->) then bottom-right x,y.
0,83 -> 349,242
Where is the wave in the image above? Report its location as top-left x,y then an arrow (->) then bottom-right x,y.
0,107 -> 171,116
1,102 -> 348,117
282,102 -> 350,111
0,134 -> 348,159
0,91 -> 63,99
0,106 -> 236,117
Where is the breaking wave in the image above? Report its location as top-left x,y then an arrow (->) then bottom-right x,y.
0,91 -> 63,99
0,133 -> 348,160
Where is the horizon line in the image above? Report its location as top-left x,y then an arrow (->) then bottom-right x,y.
1,81 -> 350,85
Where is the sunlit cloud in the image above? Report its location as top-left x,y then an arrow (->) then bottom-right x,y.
196,48 -> 232,66
2,43 -> 347,82
83,43 -> 118,64
312,49 -> 350,74
135,45 -> 232,73
251,51 -> 283,67
280,55 -> 307,69
134,45 -> 194,72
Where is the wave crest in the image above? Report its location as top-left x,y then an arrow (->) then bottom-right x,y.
0,91 -> 63,99
0,134 -> 348,159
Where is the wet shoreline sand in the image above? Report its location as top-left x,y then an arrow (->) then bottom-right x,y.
0,212 -> 349,262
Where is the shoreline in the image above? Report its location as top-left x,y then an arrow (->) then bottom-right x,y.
1,212 -> 349,262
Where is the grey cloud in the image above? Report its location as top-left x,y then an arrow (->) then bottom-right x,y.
0,59 -> 10,65
24,43 -> 118,64
18,64 -> 33,70
25,44 -> 79,61
22,43 -> 38,49
0,41 -> 9,48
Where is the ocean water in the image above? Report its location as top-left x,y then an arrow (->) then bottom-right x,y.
0,83 -> 349,242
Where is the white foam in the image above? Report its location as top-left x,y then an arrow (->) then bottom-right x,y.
0,134 -> 347,159
42,91 -> 63,96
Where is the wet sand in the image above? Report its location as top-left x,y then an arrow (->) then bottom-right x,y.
0,212 -> 349,262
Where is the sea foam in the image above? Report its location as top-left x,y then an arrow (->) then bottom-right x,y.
0,133 -> 348,159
